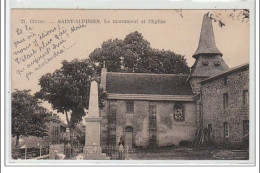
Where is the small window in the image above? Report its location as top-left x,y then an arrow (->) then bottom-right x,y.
208,124 -> 212,132
243,90 -> 249,105
223,77 -> 228,85
223,122 -> 229,138
223,93 -> 228,109
214,61 -> 221,66
174,103 -> 184,121
126,101 -> 134,113
202,61 -> 209,66
109,127 -> 116,131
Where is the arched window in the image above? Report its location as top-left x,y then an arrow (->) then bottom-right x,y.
174,103 -> 184,121
125,126 -> 133,132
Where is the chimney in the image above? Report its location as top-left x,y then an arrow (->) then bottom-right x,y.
192,13 -> 223,59
100,61 -> 107,90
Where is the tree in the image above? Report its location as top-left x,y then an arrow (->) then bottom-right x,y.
89,31 -> 190,74
35,59 -> 107,145
89,38 -> 125,73
141,49 -> 190,74
12,89 -> 50,147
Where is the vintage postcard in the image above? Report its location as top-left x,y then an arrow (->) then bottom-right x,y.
8,8 -> 254,165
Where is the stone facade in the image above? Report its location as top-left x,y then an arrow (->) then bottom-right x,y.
200,64 -> 249,145
101,100 -> 196,147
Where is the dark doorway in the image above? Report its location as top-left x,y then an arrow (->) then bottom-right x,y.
125,126 -> 133,150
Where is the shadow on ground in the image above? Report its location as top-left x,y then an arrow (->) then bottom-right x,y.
126,147 -> 249,160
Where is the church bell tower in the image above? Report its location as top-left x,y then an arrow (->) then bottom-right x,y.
189,13 -> 229,94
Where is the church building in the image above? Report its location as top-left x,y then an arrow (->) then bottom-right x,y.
99,14 -> 249,149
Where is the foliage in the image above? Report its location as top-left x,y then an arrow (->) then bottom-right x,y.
35,59 -> 107,131
208,10 -> 249,27
76,133 -> 85,145
89,31 -> 190,74
12,89 -> 50,146
175,10 -> 249,28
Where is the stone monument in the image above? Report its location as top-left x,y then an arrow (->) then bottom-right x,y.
83,80 -> 109,160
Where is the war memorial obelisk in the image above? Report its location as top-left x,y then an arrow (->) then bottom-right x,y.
83,81 -> 109,160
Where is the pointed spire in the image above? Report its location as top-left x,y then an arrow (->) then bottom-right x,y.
192,13 -> 222,58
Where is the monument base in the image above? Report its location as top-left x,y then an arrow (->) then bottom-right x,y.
82,146 -> 110,160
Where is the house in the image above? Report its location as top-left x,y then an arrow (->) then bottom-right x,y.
200,63 -> 249,147
99,14 -> 249,149
47,113 -> 67,144
11,113 -> 67,148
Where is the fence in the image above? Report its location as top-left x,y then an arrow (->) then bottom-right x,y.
101,145 -> 129,160
72,144 -> 84,156
12,146 -> 49,160
12,145 -> 129,160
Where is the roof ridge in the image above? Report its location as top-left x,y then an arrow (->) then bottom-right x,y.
200,62 -> 249,83
106,72 -> 189,76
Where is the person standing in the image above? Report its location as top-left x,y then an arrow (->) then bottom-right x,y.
118,137 -> 125,160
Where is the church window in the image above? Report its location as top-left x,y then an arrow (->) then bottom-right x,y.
223,93 -> 229,109
149,103 -> 157,146
126,101 -> 134,113
149,105 -> 157,129
174,103 -> 184,121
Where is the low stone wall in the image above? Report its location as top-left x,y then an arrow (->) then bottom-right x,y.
49,144 -> 64,159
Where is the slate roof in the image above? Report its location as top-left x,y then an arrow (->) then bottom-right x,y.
106,72 -> 193,95
193,14 -> 222,58
200,63 -> 249,84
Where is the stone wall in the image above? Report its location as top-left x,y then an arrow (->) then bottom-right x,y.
49,144 -> 64,159
101,99 -> 197,147
201,67 -> 249,145
156,101 -> 197,146
11,136 -> 49,149
190,77 -> 205,94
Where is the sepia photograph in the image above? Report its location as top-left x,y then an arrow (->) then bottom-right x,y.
9,9 -> 251,162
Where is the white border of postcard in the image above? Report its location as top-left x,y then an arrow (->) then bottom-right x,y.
4,0 -> 257,167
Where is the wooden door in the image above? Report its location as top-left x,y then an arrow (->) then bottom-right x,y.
125,127 -> 133,150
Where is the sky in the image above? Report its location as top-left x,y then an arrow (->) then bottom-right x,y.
11,10 -> 250,122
